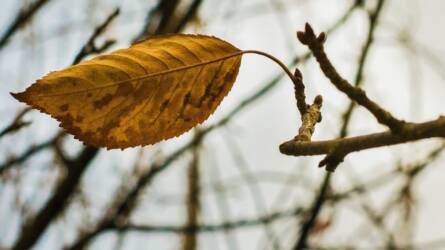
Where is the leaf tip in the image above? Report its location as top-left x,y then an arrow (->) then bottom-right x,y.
10,91 -> 28,104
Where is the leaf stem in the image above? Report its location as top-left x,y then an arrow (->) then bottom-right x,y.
241,50 -> 309,116
241,50 -> 299,84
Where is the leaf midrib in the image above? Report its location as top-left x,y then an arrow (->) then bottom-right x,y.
37,51 -> 242,97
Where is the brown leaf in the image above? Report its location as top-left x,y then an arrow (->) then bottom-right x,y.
12,34 -> 242,149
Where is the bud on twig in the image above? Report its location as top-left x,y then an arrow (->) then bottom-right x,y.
294,68 -> 303,81
317,32 -> 326,44
296,31 -> 307,44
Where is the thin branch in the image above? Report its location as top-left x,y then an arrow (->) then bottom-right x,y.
339,0 -> 386,137
294,95 -> 323,141
291,67 -> 309,116
0,132 -> 63,175
133,0 -> 180,41
280,117 -> 445,165
118,206 -> 304,233
407,143 -> 445,176
0,0 -> 51,49
174,0 -> 203,33
72,8 -> 120,64
297,23 -> 406,132
293,174 -> 331,250
155,0 -> 180,34
0,108 -> 31,138
182,130 -> 202,250
12,146 -> 99,250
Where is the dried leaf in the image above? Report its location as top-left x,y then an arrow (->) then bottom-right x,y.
12,34 -> 242,149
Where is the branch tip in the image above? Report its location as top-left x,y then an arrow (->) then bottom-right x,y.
296,31 -> 306,45
294,68 -> 303,81
317,32 -> 327,44
304,22 -> 315,37
314,95 -> 323,106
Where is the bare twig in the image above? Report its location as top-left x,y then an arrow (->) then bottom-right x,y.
281,116 -> 445,163
12,146 -> 98,250
182,131 -> 202,250
0,0 -> 50,49
339,0 -> 386,137
174,0 -> 203,33
297,23 -> 406,132
293,174 -> 331,250
294,95 -> 323,141
0,132 -> 64,175
118,206 -> 304,233
0,108 -> 31,138
132,0 -> 180,41
291,68 -> 309,115
72,8 -> 120,64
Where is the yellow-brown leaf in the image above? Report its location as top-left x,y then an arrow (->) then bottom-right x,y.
12,34 -> 242,149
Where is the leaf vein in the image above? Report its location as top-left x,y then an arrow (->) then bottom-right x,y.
36,52 -> 242,97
